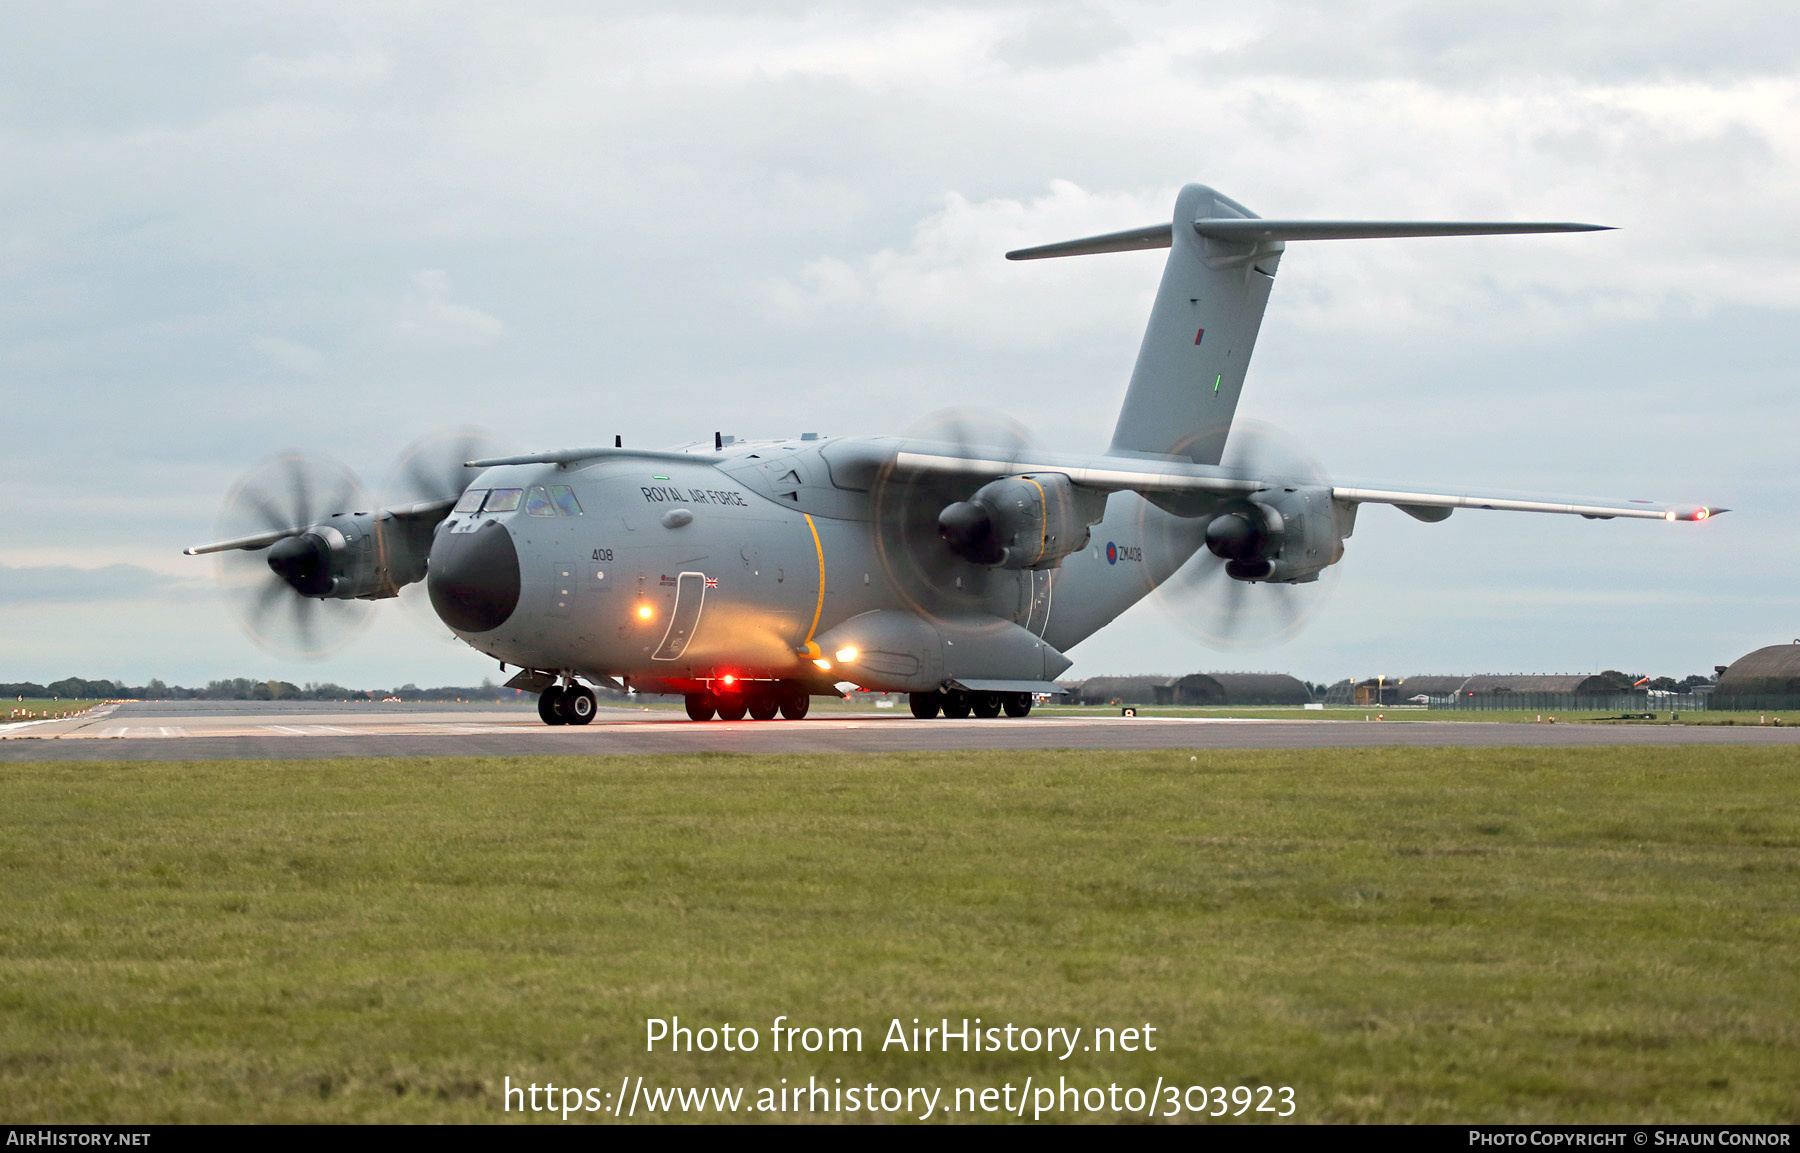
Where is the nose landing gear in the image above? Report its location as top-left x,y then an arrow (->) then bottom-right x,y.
537,682 -> 597,725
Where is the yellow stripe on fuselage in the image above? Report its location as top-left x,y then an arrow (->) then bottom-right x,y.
803,513 -> 825,643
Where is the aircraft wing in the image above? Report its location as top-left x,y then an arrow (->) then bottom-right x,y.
183,498 -> 457,555
875,442 -> 1723,523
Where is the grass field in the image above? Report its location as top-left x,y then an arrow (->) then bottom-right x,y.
1,747 -> 1796,1124
3,699 -> 104,725
1032,705 -> 1793,726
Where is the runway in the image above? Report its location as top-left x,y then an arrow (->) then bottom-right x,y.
5,699 -> 1800,761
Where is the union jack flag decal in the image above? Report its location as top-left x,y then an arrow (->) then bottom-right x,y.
704,576 -> 719,588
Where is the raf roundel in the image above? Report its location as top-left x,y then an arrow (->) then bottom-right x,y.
1106,542 -> 1118,565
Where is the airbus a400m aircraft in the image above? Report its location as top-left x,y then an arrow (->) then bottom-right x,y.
188,183 -> 1720,725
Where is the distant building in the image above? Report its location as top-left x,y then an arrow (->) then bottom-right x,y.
1070,676 -> 1175,705
1362,674 -> 1634,706
1070,673 -> 1312,706
1713,642 -> 1800,707
1156,673 -> 1313,706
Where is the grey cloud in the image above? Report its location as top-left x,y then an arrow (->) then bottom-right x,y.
1184,0 -> 1800,85
992,6 -> 1133,69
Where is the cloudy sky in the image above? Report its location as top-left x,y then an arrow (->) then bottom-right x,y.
3,1 -> 1796,690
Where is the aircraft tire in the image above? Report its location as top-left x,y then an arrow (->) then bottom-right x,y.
972,693 -> 1003,719
684,693 -> 717,722
941,691 -> 973,720
559,686 -> 597,725
908,691 -> 941,719
716,697 -> 748,722
748,695 -> 780,721
779,690 -> 810,720
1002,693 -> 1033,718
538,687 -> 568,726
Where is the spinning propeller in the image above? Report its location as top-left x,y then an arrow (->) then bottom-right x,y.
1138,420 -> 1339,650
201,430 -> 499,660
380,429 -> 504,642
210,453 -> 374,660
869,408 -> 1042,623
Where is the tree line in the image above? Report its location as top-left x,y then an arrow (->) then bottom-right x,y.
2,677 -> 521,702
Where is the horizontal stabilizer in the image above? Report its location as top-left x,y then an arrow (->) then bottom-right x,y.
1194,219 -> 1612,242
1007,218 -> 1610,260
1006,223 -> 1174,260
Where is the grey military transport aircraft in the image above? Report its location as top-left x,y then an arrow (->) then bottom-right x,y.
187,183 -> 1721,725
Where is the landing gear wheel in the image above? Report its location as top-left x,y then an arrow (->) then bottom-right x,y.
558,685 -> 597,725
909,691 -> 942,719
716,697 -> 748,721
1003,692 -> 1033,718
972,693 -> 1003,719
748,695 -> 780,721
684,693 -> 717,722
538,686 -> 568,725
941,691 -> 972,720
779,691 -> 810,720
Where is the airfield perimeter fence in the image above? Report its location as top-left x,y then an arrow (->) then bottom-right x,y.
1706,693 -> 1800,713
1425,692 -> 1712,713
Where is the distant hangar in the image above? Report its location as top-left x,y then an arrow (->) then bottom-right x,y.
1067,673 -> 1313,707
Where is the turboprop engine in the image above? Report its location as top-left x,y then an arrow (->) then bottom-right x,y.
1202,486 -> 1349,584
265,511 -> 436,600
936,473 -> 1105,569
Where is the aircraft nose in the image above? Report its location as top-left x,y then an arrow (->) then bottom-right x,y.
427,520 -> 520,633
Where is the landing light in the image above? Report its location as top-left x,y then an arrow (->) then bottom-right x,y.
812,659 -> 832,671
635,603 -> 655,621
835,646 -> 859,663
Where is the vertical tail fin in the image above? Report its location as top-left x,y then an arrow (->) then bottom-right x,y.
1107,184 -> 1277,464
1006,183 -> 1608,466
1007,183 -> 1280,466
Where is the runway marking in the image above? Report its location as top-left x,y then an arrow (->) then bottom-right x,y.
264,725 -> 359,736
92,726 -> 193,738
401,724 -> 534,735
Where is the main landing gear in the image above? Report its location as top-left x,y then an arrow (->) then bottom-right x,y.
683,682 -> 812,722
908,689 -> 1032,719
537,683 -> 597,726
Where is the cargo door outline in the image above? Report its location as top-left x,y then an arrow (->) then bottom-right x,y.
651,571 -> 708,660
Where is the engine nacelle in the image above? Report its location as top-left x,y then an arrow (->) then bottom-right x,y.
266,512 -> 434,600
1202,486 -> 1350,584
937,473 -> 1103,570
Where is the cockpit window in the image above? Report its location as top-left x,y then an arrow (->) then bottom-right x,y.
524,486 -> 555,516
484,488 -> 524,513
453,488 -> 488,514
549,485 -> 583,516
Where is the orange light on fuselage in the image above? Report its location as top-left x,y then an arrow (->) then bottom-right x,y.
635,603 -> 655,621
